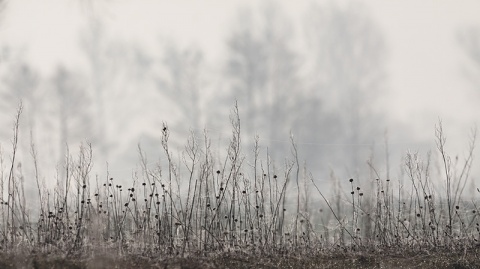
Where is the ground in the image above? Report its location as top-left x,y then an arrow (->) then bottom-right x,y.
0,247 -> 478,269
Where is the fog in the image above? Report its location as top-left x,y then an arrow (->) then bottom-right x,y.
1,0 -> 480,198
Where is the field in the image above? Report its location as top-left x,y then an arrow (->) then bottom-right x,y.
0,249 -> 478,268
0,104 -> 479,268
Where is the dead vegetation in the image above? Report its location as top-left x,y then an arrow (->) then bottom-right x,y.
0,103 -> 479,268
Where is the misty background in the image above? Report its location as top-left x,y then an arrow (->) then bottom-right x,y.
0,0 -> 480,199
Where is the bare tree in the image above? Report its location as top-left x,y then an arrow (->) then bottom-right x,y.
80,18 -> 116,160
161,44 -> 205,133
261,5 -> 303,154
225,4 -> 303,159
81,19 -> 151,160
305,3 -> 387,174
51,66 -> 92,178
0,50 -> 40,138
459,26 -> 480,92
226,8 -> 267,142
81,17 -> 158,173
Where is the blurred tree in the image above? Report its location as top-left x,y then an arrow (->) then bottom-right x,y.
225,4 -> 303,159
0,0 -> 5,23
459,26 -> 480,93
51,66 -> 92,175
226,8 -> 267,140
80,18 -> 121,161
81,18 -> 156,169
52,66 -> 92,144
0,49 -> 40,138
304,3 -> 387,174
261,5 -> 303,154
161,44 -> 205,133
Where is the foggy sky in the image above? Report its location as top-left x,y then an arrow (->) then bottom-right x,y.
2,1 -> 480,137
1,0 -> 480,188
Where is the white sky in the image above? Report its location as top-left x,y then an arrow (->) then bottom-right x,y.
367,1 -> 480,138
1,0 -> 480,150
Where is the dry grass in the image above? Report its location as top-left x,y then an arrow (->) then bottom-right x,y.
0,102 -> 479,268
